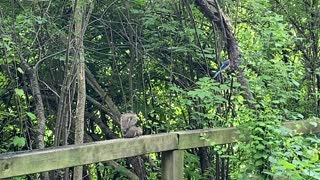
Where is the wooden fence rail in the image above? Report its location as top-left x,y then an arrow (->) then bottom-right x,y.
1,119 -> 320,179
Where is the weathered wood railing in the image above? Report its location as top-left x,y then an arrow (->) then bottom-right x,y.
1,120 -> 320,179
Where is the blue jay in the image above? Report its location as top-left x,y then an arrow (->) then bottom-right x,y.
213,60 -> 230,79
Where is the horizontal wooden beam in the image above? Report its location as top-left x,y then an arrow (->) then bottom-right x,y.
0,119 -> 319,178
282,119 -> 320,134
176,119 -> 320,149
0,133 -> 177,179
176,127 -> 240,149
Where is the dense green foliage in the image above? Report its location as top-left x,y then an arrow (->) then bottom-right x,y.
0,0 -> 319,179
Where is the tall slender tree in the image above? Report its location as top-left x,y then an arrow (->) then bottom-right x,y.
73,0 -> 94,179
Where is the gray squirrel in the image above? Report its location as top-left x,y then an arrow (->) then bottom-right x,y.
120,113 -> 143,138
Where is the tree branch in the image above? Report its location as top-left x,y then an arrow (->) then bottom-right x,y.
194,0 -> 256,109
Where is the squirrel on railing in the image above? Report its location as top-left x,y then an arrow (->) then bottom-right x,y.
120,113 -> 143,138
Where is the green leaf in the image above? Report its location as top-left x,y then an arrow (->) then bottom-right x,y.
253,153 -> 263,159
256,144 -> 265,150
291,79 -> 299,87
268,156 -> 277,163
97,162 -> 105,172
257,122 -> 266,126
26,112 -> 37,120
59,56 -> 65,61
13,136 -> 26,147
255,160 -> 263,166
309,121 -> 318,127
296,113 -> 304,119
17,67 -> 24,74
311,149 -> 319,162
14,88 -> 25,97
279,160 -> 296,170
254,127 -> 264,134
220,84 -> 229,90
134,0 -> 145,5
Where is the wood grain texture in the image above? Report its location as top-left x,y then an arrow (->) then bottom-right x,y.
0,119 -> 319,178
0,133 -> 177,178
175,119 -> 320,149
161,150 -> 184,180
175,127 -> 240,149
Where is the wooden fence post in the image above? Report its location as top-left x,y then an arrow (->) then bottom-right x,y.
161,150 -> 184,180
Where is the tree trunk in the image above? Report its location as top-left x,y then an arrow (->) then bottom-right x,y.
194,0 -> 256,109
198,147 -> 213,180
20,60 -> 49,180
127,157 -> 148,180
73,0 -> 94,179
73,0 -> 85,178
